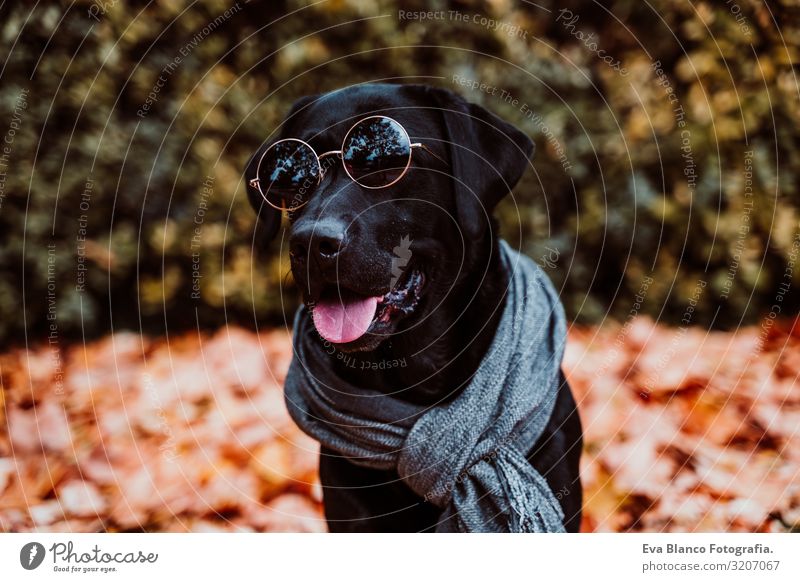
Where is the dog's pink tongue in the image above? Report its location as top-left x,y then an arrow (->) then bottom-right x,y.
312,295 -> 379,343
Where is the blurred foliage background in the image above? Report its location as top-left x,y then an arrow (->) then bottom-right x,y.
1,0 -> 799,344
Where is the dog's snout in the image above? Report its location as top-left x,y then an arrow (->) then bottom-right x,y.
290,219 -> 348,265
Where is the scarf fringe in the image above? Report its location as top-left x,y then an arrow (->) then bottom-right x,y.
496,449 -> 565,533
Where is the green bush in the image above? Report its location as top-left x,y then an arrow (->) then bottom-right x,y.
1,0 -> 798,344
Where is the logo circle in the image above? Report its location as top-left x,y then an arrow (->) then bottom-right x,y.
20,542 -> 46,570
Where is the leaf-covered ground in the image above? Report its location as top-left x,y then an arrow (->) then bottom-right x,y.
1,318 -> 798,532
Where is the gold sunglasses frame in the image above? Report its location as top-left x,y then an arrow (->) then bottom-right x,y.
248,115 -> 447,211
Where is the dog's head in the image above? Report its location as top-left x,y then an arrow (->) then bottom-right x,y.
245,84 -> 533,352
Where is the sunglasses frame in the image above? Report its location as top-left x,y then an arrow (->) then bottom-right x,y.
248,115 -> 446,211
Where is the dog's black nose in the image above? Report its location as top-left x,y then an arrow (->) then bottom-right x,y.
290,219 -> 348,265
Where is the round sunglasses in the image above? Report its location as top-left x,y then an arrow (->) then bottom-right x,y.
248,115 -> 447,211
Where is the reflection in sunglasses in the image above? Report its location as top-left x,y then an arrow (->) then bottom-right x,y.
250,116 -> 443,210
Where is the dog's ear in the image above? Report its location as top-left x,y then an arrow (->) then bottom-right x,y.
422,86 -> 534,240
244,94 -> 319,243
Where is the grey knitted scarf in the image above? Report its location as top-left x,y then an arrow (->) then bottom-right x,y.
285,240 -> 568,532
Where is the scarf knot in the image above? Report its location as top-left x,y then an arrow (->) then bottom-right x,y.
285,240 -> 568,532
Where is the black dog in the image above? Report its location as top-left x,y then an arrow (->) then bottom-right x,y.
245,83 -> 583,532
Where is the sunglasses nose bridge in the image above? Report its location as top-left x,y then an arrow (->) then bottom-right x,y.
317,150 -> 343,177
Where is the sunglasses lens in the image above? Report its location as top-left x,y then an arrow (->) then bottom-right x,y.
342,117 -> 411,188
258,140 -> 319,209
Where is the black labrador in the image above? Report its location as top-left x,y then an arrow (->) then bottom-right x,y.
244,83 -> 583,532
